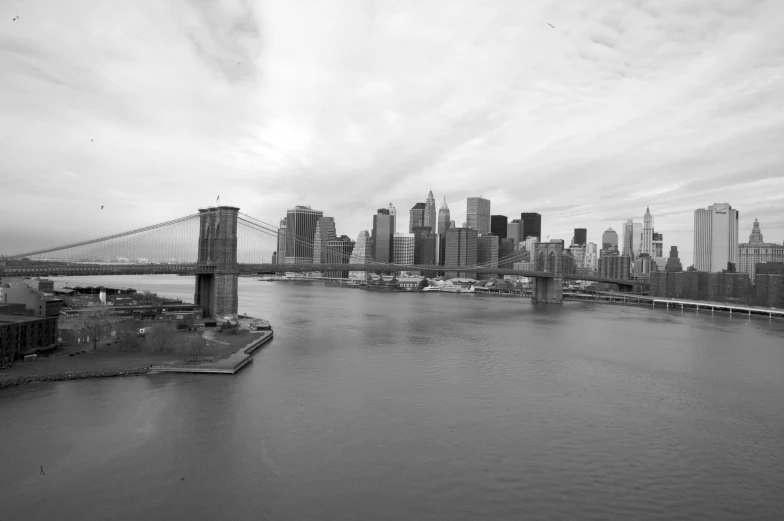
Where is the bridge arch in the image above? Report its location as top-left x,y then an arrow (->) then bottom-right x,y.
547,251 -> 556,272
537,251 -> 546,271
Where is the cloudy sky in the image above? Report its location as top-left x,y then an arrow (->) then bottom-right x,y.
1,0 -> 783,263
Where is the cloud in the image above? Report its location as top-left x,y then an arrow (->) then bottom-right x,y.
1,0 -> 783,265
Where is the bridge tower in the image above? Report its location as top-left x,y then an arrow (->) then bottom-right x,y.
194,206 -> 239,319
532,240 -> 564,304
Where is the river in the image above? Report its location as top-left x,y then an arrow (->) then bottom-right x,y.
1,275 -> 783,520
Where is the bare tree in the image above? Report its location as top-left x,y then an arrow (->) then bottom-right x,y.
76,307 -> 115,351
147,325 -> 175,353
188,334 -> 206,362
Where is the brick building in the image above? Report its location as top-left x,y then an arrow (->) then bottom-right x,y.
0,314 -> 59,365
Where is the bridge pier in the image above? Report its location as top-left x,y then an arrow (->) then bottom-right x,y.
531,276 -> 563,304
531,241 -> 564,304
194,206 -> 239,319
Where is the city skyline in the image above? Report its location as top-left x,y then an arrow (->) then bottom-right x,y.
2,1 -> 783,263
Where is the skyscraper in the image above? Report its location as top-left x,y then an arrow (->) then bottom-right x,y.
652,232 -> 664,258
285,205 -> 323,263
666,246 -> 683,272
388,203 -> 397,234
349,230 -> 371,279
324,235 -> 355,279
490,215 -> 508,241
641,207 -> 654,256
424,190 -> 437,234
409,203 -> 426,232
372,208 -> 395,263
622,220 -> 641,260
738,219 -> 784,280
584,242 -> 598,271
507,219 -> 524,249
477,234 -> 499,279
602,228 -> 618,250
499,238 -> 515,269
412,227 -> 438,265
520,213 -> 541,240
694,203 -> 739,272
276,218 -> 287,265
445,227 -> 478,279
467,197 -> 491,235
393,233 -> 415,265
438,197 -> 451,235
573,228 -> 587,247
312,217 -> 336,264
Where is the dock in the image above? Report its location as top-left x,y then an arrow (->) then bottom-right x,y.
150,330 -> 274,375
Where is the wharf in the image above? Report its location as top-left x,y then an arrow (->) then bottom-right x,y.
150,330 -> 273,375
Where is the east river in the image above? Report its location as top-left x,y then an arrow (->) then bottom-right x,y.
1,275 -> 783,520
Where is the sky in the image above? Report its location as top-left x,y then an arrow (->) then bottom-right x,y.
1,0 -> 783,264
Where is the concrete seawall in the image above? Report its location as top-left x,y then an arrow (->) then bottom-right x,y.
149,330 -> 274,375
0,367 -> 151,390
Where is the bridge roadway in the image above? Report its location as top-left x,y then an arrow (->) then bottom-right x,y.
1,262 -> 636,288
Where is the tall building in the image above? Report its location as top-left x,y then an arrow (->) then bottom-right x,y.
641,208 -> 654,256
276,218 -> 287,265
388,203 -> 397,233
573,228 -> 587,247
652,232 -> 664,258
477,234 -> 499,266
438,197 -> 451,235
372,208 -> 395,263
490,215 -> 508,241
694,203 -> 739,272
507,219 -> 524,249
409,203 -> 426,232
739,219 -> 784,280
499,238 -> 516,269
312,217 -> 336,264
524,236 -> 539,255
598,255 -> 631,280
445,227 -> 478,278
520,213 -> 542,240
424,190 -> 437,234
584,242 -> 598,271
285,205 -> 323,263
466,197 -> 491,235
602,228 -> 618,250
622,220 -> 641,260
349,231 -> 372,279
324,235 -> 355,278
665,246 -> 683,272
412,227 -> 438,266
392,233 -> 415,266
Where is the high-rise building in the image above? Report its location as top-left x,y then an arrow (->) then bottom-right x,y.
477,234 -> 499,277
412,227 -> 438,266
652,232 -> 663,258
598,255 -> 631,280
467,197 -> 491,235
324,235 -> 355,278
569,246 -> 586,269
666,246 -> 683,272
445,227 -> 478,279
409,203 -> 426,232
499,238 -> 516,268
520,213 -> 542,240
507,219 -> 524,250
694,203 -> 739,272
438,198 -> 451,235
388,203 -> 397,233
584,242 -> 598,271
602,228 -> 618,250
285,205 -> 323,263
312,217 -> 336,264
524,236 -> 539,255
622,220 -> 642,260
349,231 -> 372,279
372,208 -> 395,263
573,228 -> 587,247
641,208 -> 654,256
491,215 -> 508,241
739,219 -> 784,280
393,233 -> 415,265
424,190 -> 437,234
277,218 -> 287,265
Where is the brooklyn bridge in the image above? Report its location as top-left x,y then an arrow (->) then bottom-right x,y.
1,206 -> 639,317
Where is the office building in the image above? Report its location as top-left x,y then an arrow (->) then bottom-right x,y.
569,246 -> 586,270
622,220 -> 642,260
388,203 -> 397,233
641,207 -> 654,256
520,213 -> 542,240
602,228 -> 618,250
652,232 -> 663,258
491,215 -> 508,241
738,219 -> 784,280
0,282 -> 64,317
524,236 -> 539,255
349,231 -> 372,279
285,205 -> 323,263
324,236 -> 355,278
424,190 -> 437,233
467,197 -> 491,235
477,234 -> 499,279
694,203 -> 739,272
445,227 -> 478,278
665,246 -> 683,272
393,233 -> 415,265
438,197 -> 451,235
499,238 -> 516,268
573,228 -> 587,247
409,203 -> 426,232
276,218 -> 287,265
312,217 -> 336,264
584,242 -> 598,271
372,208 -> 395,263
507,219 -> 524,249
412,227 -> 438,266
598,255 -> 631,280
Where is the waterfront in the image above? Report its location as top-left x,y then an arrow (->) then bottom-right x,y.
1,276 -> 783,520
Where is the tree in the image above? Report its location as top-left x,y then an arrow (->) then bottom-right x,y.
188,335 -> 206,362
76,307 -> 115,352
147,325 -> 175,353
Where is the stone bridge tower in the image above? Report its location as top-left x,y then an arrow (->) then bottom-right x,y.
194,206 -> 239,319
532,240 -> 564,304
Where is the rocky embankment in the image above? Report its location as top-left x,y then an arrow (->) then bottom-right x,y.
0,367 -> 151,390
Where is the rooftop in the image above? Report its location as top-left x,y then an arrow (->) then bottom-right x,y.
0,314 -> 53,325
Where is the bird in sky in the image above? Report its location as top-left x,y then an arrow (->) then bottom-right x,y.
216,195 -> 220,203
13,16 -> 19,21
548,23 -> 555,29
101,205 -> 104,210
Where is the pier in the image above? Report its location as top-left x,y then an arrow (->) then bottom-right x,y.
150,330 -> 273,375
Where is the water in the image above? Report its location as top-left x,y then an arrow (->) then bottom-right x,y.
1,275 -> 783,521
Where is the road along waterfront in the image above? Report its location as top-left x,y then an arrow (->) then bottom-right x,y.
1,275 -> 783,520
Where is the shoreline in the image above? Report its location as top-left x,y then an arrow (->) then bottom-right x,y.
0,367 -> 152,390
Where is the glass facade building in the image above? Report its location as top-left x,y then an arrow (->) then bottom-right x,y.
520,213 -> 541,240
285,206 -> 323,263
467,197 -> 491,235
